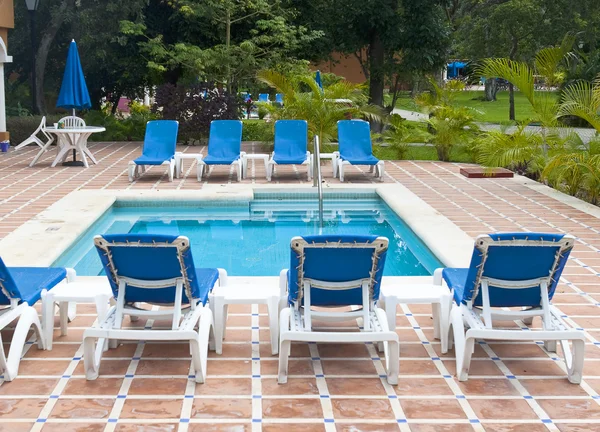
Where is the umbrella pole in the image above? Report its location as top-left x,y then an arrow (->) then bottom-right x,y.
62,108 -> 85,167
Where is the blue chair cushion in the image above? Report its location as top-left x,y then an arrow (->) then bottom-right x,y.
273,120 -> 308,165
0,267 -> 67,306
340,154 -> 380,165
273,155 -> 307,164
203,154 -> 240,165
133,155 -> 173,165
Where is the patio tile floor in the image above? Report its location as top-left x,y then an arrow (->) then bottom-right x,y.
2,142 -> 600,430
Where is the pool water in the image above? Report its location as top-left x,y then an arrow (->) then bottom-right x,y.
54,197 -> 442,276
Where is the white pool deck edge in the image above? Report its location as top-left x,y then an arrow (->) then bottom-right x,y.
0,183 -> 474,273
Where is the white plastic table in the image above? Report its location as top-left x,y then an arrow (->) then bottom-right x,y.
242,153 -> 269,179
41,279 -> 113,350
44,126 -> 106,168
209,279 -> 282,355
380,282 -> 453,354
174,152 -> 203,179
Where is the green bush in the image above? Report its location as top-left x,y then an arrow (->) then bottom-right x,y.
242,120 -> 274,142
84,110 -> 159,142
6,115 -> 62,145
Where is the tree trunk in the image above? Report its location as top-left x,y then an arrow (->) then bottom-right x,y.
508,35 -> 518,121
368,31 -> 384,108
34,0 -> 76,114
509,83 -> 515,121
484,79 -> 498,101
368,31 -> 385,132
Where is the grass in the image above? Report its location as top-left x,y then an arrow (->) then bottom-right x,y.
390,90 -> 559,124
375,144 -> 474,163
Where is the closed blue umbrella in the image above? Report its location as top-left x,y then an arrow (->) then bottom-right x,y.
57,40 -> 91,112
56,40 -> 91,165
315,70 -> 323,91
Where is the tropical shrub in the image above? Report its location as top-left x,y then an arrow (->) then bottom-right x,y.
256,69 -> 384,144
426,105 -> 480,162
153,83 -> 242,144
474,125 -> 545,176
543,136 -> 600,203
375,114 -> 429,160
242,120 -> 274,142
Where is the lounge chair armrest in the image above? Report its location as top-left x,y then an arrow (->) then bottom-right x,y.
433,268 -> 443,286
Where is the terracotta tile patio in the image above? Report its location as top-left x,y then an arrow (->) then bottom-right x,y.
1,142 -> 600,431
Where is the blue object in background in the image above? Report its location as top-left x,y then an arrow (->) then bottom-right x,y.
258,94 -> 269,103
56,40 -> 91,111
446,61 -> 466,79
275,93 -> 284,104
315,70 -> 323,90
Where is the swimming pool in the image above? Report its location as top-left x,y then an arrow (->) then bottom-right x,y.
53,195 -> 442,276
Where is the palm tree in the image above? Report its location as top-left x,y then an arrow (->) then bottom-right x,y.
256,69 -> 385,145
557,76 -> 600,132
543,136 -> 600,203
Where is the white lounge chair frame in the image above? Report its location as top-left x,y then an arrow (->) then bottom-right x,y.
14,116 -> 56,167
198,152 -> 246,182
447,235 -> 586,383
278,237 -> 399,385
83,237 -> 224,383
334,152 -> 385,182
0,268 -> 75,381
128,159 -> 176,182
266,151 -> 313,181
0,302 -> 45,381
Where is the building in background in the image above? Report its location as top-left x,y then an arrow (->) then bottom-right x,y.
0,0 -> 14,144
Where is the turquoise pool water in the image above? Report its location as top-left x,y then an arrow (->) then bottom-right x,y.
54,196 -> 442,276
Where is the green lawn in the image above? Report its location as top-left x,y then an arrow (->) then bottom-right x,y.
375,144 -> 474,163
391,90 -> 558,124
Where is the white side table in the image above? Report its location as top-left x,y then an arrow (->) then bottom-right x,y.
243,153 -> 269,179
320,152 -> 338,177
209,279 -> 282,355
174,152 -> 203,179
41,279 -> 113,350
379,274 -> 452,354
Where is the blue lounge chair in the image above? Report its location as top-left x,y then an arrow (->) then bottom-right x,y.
275,93 -> 284,105
278,235 -> 399,384
0,258 -> 75,381
128,120 -> 179,182
441,232 -> 585,383
83,234 -> 227,382
267,120 -> 312,181
258,93 -> 270,103
197,120 -> 245,182
336,120 -> 385,182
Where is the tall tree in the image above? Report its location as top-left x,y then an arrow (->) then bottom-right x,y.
291,0 -> 450,110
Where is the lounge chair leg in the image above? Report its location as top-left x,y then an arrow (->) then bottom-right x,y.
432,303 -> 441,340
83,335 -> 101,380
450,306 -> 469,380
339,164 -> 344,182
278,308 -> 292,384
67,302 -> 77,323
386,339 -> 399,385
237,162 -> 242,182
191,306 -> 214,383
563,339 -> 585,384
369,165 -> 374,173
268,296 -> 279,355
168,162 -> 174,182
128,163 -> 136,182
1,306 -> 44,381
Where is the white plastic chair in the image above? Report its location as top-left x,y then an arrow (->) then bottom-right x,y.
59,116 -> 86,129
14,116 -> 56,167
